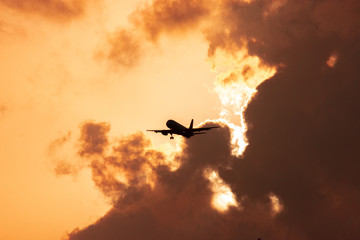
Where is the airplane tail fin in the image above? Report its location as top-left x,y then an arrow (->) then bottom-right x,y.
189,119 -> 194,130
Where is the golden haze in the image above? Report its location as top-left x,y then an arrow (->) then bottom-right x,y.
1,0 -> 277,239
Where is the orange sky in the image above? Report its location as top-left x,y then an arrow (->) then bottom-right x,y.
1,1 -> 360,240
0,1 -> 221,239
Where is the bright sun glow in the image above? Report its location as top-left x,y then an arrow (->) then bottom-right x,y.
201,49 -> 277,212
205,169 -> 239,212
269,193 -> 283,215
326,53 -> 338,68
215,87 -> 255,156
211,49 -> 277,156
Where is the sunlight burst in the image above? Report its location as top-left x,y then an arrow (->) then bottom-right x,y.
206,169 -> 239,212
269,193 -> 283,215
211,49 -> 276,156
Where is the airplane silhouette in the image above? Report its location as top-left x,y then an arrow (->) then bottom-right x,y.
147,119 -> 219,139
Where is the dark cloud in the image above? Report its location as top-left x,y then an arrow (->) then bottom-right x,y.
61,0 -> 360,239
66,121 -> 274,240
204,0 -> 360,66
0,0 -> 85,21
60,120 -> 289,240
65,121 -> 303,240
232,43 -> 360,239
212,1 -> 360,239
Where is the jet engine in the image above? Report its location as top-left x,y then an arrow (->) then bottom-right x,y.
162,132 -> 168,136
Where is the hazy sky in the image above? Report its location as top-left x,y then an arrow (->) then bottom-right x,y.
0,1 -> 219,239
1,0 -> 359,240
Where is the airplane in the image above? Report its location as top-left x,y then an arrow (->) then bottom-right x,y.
147,119 -> 219,139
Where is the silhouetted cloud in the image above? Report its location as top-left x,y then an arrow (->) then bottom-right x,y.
232,42 -> 360,239
212,1 -> 360,239
204,0 -> 360,66
65,120 -> 297,240
67,121 -> 271,240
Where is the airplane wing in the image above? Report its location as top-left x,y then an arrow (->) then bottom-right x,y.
191,126 -> 219,132
147,129 -> 173,134
193,132 -> 207,135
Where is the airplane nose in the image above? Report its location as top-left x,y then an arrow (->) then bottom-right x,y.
166,120 -> 172,128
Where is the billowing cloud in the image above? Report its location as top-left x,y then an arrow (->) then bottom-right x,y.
64,121 -> 281,240
213,1 -> 360,239
130,0 -> 211,41
0,0 -> 86,21
78,121 -> 110,157
204,0 -> 360,66
221,45 -> 360,239
100,0 -> 211,67
58,0 -> 360,239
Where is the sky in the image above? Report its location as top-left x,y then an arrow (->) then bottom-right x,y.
0,0 -> 359,240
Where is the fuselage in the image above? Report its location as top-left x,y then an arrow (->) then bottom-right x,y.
166,120 -> 193,138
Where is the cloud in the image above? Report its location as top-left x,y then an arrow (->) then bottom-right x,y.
211,1 -> 360,239
0,0 -> 86,21
96,29 -> 143,69
62,120 -> 293,240
226,46 -> 360,239
47,131 -> 80,176
129,0 -> 211,41
66,121 -> 278,240
98,0 -> 360,69
59,0 -> 360,239
78,121 -> 110,157
204,0 -> 360,66
100,0 -> 211,68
